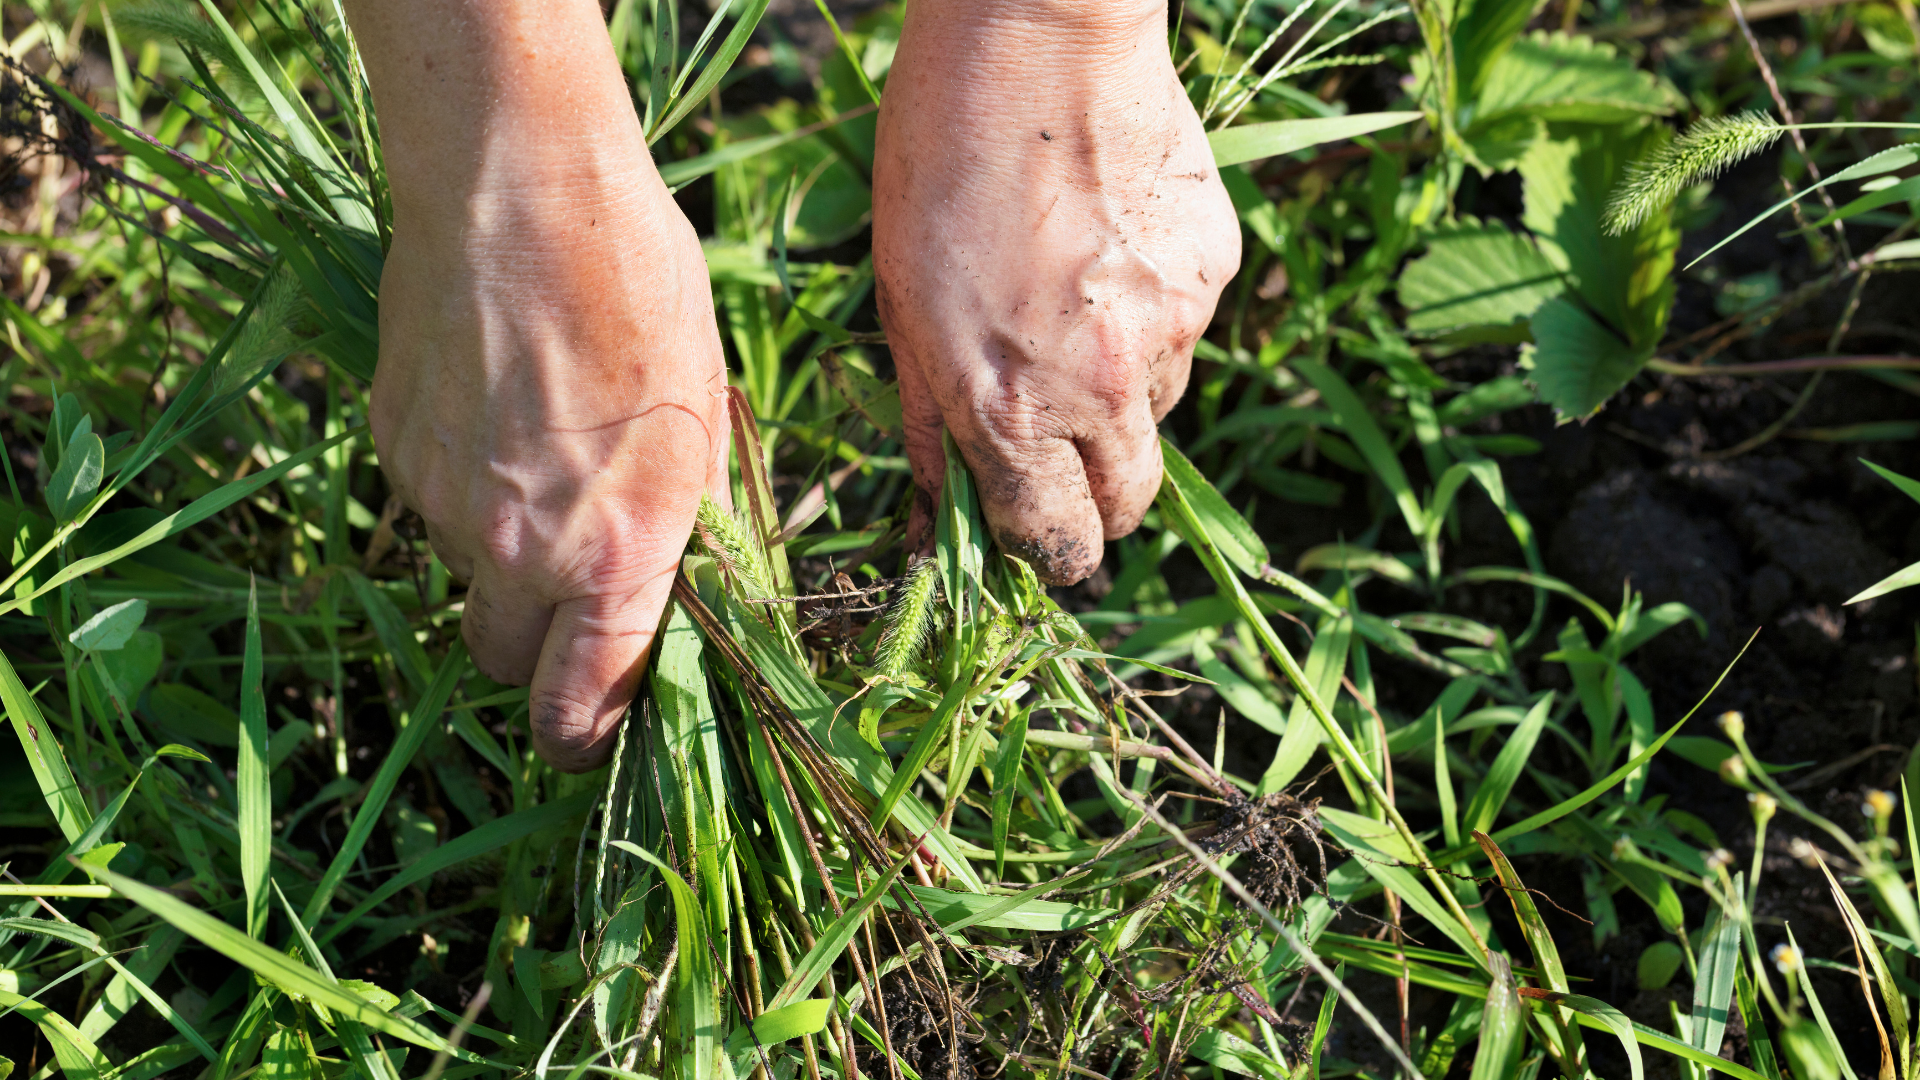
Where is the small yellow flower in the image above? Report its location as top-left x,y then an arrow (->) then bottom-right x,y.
1748,791 -> 1777,825
1866,788 -> 1898,821
1715,711 -> 1745,739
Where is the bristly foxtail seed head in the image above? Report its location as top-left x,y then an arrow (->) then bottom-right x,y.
1603,111 -> 1784,236
695,495 -> 773,600
874,556 -> 940,678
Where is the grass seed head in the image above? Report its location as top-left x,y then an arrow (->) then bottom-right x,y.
874,556 -> 940,678
696,494 -> 775,601
1603,112 -> 1784,235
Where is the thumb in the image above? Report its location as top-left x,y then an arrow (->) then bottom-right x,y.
527,578 -> 673,773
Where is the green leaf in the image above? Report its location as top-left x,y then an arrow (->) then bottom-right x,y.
302,642 -> 469,926
1398,218 -> 1566,334
67,599 -> 147,652
728,999 -> 831,1058
1159,439 -> 1268,578
1462,694 -> 1551,835
87,865 -> 467,1056
45,430 -> 104,523
1470,953 -> 1523,1080
1189,1026 -> 1287,1078
1292,361 -> 1425,536
1801,173 -> 1920,232
237,577 -> 270,940
767,848 -> 912,1013
1786,924 -> 1860,1080
1688,143 -> 1920,270
616,842 -> 723,1078
1471,31 -> 1672,130
1320,811 -> 1487,965
1636,941 -> 1684,990
1522,125 -> 1679,352
1692,905 -> 1741,1055
1452,0 -> 1546,102
319,791 -> 595,943
1474,831 -> 1570,994
1,647 -> 93,843
991,706 -> 1029,877
0,989 -> 110,1080
1209,111 -> 1423,167
649,0 -> 775,140
1524,296 -> 1649,419
0,428 -> 359,618
1563,995 -> 1644,1080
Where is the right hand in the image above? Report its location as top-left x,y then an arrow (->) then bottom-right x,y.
355,0 -> 729,772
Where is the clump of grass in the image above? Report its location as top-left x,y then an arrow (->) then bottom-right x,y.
1603,111 -> 1784,234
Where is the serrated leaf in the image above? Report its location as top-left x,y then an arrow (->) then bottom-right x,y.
1398,218 -> 1566,333
1522,125 -> 1678,354
1453,0 -> 1547,102
67,599 -> 148,652
1524,296 -> 1649,418
1472,31 -> 1673,129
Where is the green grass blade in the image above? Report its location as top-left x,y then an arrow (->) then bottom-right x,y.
1320,812 -> 1486,963
811,0 -> 881,105
88,865 -> 473,1057
0,428 -> 359,618
238,576 -> 270,939
991,706 -> 1029,877
1,646 -> 93,842
648,0 -> 774,140
1691,905 -> 1741,1057
1429,630 -> 1756,867
658,105 -> 875,189
75,925 -> 184,1044
318,791 -> 597,946
1308,961 -> 1341,1078
1563,995 -> 1643,1080
193,0 -> 375,232
1294,360 -> 1426,537
1209,112 -> 1423,167
1685,143 -> 1919,270
1474,831 -> 1570,994
767,847 -> 913,1011
1786,924 -> 1861,1080
1470,953 -> 1522,1080
615,842 -> 722,1079
1462,693 -> 1550,836
302,641 -> 469,926
0,988 -> 111,1079
346,570 -> 432,693
1158,429 -> 1269,578
1592,1017 -> 1772,1080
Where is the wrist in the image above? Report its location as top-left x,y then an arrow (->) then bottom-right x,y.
345,0 -> 656,223
901,0 -> 1165,60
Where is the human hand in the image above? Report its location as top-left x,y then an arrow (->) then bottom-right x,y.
350,0 -> 729,772
872,1 -> 1240,584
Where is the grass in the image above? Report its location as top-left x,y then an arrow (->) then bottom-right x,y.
0,0 -> 1918,1078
